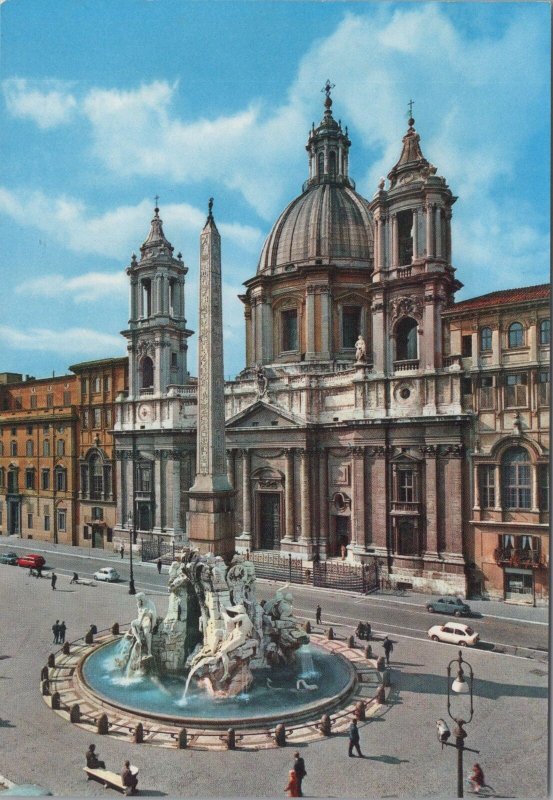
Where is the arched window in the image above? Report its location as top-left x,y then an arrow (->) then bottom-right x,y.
10,441 -> 17,457
90,454 -> 103,500
26,440 -> 34,457
539,319 -> 550,345
317,152 -> 324,178
508,322 -> 524,348
396,318 -> 418,361
328,150 -> 336,176
141,356 -> 154,389
480,327 -> 492,352
502,447 -> 531,509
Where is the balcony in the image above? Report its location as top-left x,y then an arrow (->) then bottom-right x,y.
397,266 -> 412,279
394,359 -> 419,372
493,547 -> 544,569
391,501 -> 421,515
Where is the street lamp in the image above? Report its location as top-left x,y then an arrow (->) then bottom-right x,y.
435,650 -> 479,798
127,511 -> 136,596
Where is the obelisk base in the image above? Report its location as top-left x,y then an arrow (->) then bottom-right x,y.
187,489 -> 236,558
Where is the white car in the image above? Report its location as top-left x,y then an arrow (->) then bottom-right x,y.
427,621 -> 479,647
93,567 -> 120,583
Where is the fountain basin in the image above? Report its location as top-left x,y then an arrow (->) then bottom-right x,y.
80,637 -> 357,728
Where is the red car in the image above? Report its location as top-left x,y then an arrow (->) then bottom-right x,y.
16,553 -> 46,569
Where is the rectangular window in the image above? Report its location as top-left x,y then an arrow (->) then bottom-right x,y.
462,335 -> 472,357
44,514 -> 50,531
56,439 -> 65,456
342,307 -> 361,349
93,408 -> 102,429
538,371 -> 550,406
27,513 -> 33,529
57,510 -> 66,531
26,425 -> 33,434
46,394 -> 53,408
92,506 -> 104,520
41,470 -> 50,490
30,395 -> 37,409
0,471 -> 4,488
171,352 -> 178,369
138,465 -> 151,493
538,465 -> 549,512
43,423 -> 49,432
105,407 -> 112,428
25,469 -> 35,490
461,377 -> 472,395
56,469 -> 66,492
15,397 -> 22,409
11,427 -> 16,435
479,465 -> 495,508
26,440 -> 34,456
82,378 -> 88,397
398,470 -> 415,502
539,319 -> 550,346
397,209 -> 414,265
10,441 -> 17,457
82,409 -> 89,429
63,391 -> 71,406
505,373 -> 528,407
83,526 -> 91,540
103,376 -> 110,393
282,309 -> 298,352
92,377 -> 101,393
479,376 -> 494,410
43,440 -> 50,457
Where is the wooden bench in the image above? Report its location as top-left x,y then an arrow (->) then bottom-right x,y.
84,766 -> 138,794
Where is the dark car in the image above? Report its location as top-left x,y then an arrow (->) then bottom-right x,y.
16,553 -> 46,569
0,552 -> 18,565
426,596 -> 472,617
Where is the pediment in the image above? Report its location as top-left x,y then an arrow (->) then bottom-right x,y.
226,400 -> 303,429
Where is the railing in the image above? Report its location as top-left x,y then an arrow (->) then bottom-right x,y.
393,359 -> 419,372
397,267 -> 412,278
493,547 -> 543,568
390,501 -> 421,514
313,560 -> 378,593
247,551 -> 304,584
443,355 -> 462,368
139,388 -> 154,395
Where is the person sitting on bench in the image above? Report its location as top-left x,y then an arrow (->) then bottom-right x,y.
86,743 -> 106,770
121,761 -> 138,795
70,572 -> 79,584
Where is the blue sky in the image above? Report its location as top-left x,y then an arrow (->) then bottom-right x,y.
0,0 -> 550,379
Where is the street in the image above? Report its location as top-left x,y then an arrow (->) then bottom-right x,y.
0,538 -> 548,798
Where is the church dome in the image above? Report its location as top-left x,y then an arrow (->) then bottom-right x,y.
257,84 -> 373,274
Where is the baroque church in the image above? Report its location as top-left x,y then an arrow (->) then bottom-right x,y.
110,86 -> 549,599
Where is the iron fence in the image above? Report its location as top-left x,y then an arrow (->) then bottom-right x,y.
313,559 -> 378,593
140,535 -> 177,563
246,551 -> 305,585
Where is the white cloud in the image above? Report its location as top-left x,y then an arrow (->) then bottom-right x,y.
15,271 -> 127,303
3,78 -> 77,128
0,325 -> 124,356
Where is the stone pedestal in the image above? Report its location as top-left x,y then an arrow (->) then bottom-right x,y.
187,490 -> 235,558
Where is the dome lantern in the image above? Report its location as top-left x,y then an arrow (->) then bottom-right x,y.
304,80 -> 353,191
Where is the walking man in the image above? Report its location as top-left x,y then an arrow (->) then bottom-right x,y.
59,621 -> 67,644
52,620 -> 60,644
383,635 -> 394,665
157,558 -> 162,575
348,717 -> 363,758
315,605 -> 322,625
293,751 -> 306,797
51,571 -> 57,591
120,543 -> 125,559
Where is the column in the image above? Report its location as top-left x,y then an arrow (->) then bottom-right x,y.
172,454 -> 182,535
435,207 -> 442,258
299,449 -> 312,545
473,463 -> 481,511
532,464 -> 539,512
306,287 -> 316,360
412,210 -> 419,259
491,326 -> 500,367
154,455 -> 162,532
494,464 -> 502,511
445,211 -> 452,263
226,448 -> 235,489
130,278 -> 138,321
255,299 -> 263,365
350,447 -> 365,554
244,305 -> 253,368
261,298 -> 273,363
241,449 -> 251,537
426,203 -> 435,258
318,447 -> 328,556
424,447 -> 439,555
283,448 -> 295,541
443,454 -> 463,556
424,295 -> 435,370
379,215 -> 386,270
371,299 -> 385,375
369,448 -> 388,553
391,214 -> 399,268
320,287 -> 330,359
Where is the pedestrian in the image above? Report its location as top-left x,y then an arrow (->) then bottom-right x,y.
121,761 -> 138,796
284,768 -> 299,798
315,604 -> 322,625
348,717 -> 363,757
293,751 -> 306,797
51,571 -> 57,591
120,544 -> 125,559
469,763 -> 485,793
52,620 -> 60,644
89,624 -> 98,635
59,621 -> 66,644
70,572 -> 78,584
85,743 -> 106,770
157,558 -> 162,574
383,635 -> 394,665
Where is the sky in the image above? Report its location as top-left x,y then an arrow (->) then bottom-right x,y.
0,0 -> 550,380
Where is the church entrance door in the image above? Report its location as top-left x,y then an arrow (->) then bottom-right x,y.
335,516 -> 350,557
259,493 -> 281,550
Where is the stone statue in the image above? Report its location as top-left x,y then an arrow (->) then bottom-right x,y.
129,593 -> 157,660
256,364 -> 268,397
355,334 -> 366,363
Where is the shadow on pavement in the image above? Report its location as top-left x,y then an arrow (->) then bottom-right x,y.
0,719 -> 16,728
392,670 -> 547,700
366,755 -> 410,765
136,791 -> 168,797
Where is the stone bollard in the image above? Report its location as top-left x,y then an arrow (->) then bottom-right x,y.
319,714 -> 332,736
177,728 -> 188,749
347,635 -> 355,648
70,704 -> 81,723
327,627 -> 334,641
133,723 -> 144,744
47,653 -> 55,668
382,669 -> 391,687
376,655 -> 386,672
111,623 -> 120,636
62,641 -> 70,656
40,665 -> 49,682
85,630 -> 94,645
274,723 -> 286,747
97,713 -> 109,735
41,679 -> 50,696
364,644 -> 372,659
51,691 -> 61,710
354,701 -> 366,721
376,685 -> 386,705
304,620 -> 311,634
226,727 -> 236,750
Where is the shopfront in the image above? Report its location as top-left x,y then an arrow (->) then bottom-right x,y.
504,567 -> 534,604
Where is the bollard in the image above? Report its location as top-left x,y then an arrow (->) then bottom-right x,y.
41,679 -> 50,696
376,685 -> 386,705
177,728 -> 188,749
347,635 -> 355,648
382,669 -> 391,687
97,713 -> 109,735
274,723 -> 286,747
84,630 -> 94,645
40,665 -> 49,682
364,644 -> 372,659
70,704 -> 81,723
304,620 -> 311,634
226,727 -> 236,750
133,723 -> 144,744
327,627 -> 334,641
319,713 -> 332,736
376,655 -> 386,672
47,653 -> 55,668
51,691 -> 61,710
354,701 -> 366,721
62,641 -> 70,656
111,622 -> 120,636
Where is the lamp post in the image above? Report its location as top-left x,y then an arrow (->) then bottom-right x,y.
127,511 -> 136,595
436,650 -> 479,798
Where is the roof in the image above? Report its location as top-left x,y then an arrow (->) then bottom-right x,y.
69,356 -> 128,373
444,284 -> 550,314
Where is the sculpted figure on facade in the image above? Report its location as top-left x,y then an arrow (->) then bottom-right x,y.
355,334 -> 366,363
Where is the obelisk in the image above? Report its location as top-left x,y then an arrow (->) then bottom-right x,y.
187,199 -> 235,556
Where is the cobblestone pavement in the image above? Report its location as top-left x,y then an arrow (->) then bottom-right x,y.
0,564 -> 548,798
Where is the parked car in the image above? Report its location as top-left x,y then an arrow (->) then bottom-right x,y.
0,552 -> 18,565
16,553 -> 46,569
426,596 -> 472,617
93,567 -> 120,582
427,621 -> 480,647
